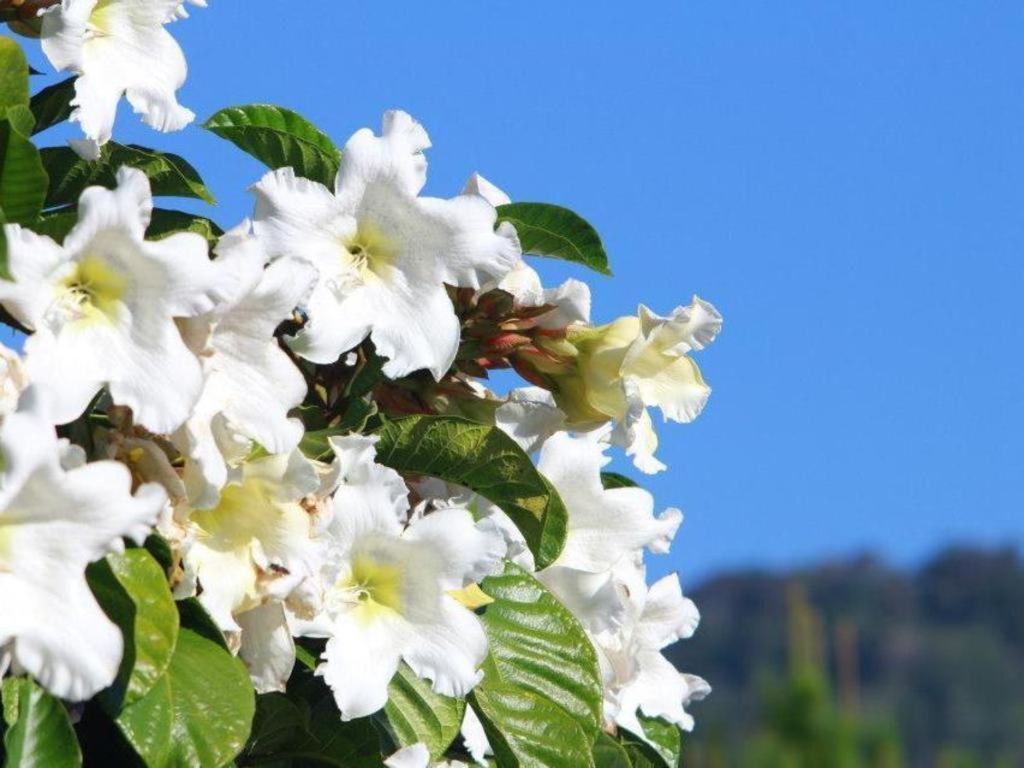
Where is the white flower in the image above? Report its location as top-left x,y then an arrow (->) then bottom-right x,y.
0,168 -> 243,434
555,296 -> 722,473
252,111 -> 521,379
0,343 -> 28,419
40,0 -> 195,150
460,707 -> 492,765
298,435 -> 505,720
179,449 -> 327,635
530,431 -> 680,633
174,225 -> 317,508
236,602 -> 295,694
463,174 -> 590,330
494,386 -> 566,454
0,388 -> 165,701
537,431 -> 681,574
597,564 -> 709,736
385,743 -> 470,768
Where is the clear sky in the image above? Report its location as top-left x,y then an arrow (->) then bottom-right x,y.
20,1 -> 1024,583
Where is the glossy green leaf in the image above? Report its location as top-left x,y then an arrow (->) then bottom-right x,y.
88,549 -> 179,708
384,664 -> 465,761
592,732 -> 632,768
28,77 -> 75,135
477,563 -> 603,732
495,202 -> 610,275
601,471 -> 638,490
41,143 -> 214,208
469,563 -> 604,768
470,683 -> 594,768
0,37 -> 29,112
1,678 -> 81,768
113,628 -> 255,768
622,717 -> 681,768
203,104 -> 342,187
0,119 -> 48,225
373,416 -> 568,569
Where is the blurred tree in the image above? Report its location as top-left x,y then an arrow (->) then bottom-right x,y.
677,547 -> 1023,766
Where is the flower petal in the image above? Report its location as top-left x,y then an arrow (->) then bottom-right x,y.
318,613 -> 404,720
538,432 -> 680,571
237,602 -> 296,694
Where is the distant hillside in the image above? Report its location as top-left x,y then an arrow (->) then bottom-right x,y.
671,547 -> 1024,767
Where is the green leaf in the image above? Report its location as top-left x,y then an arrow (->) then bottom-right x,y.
622,744 -> 661,768
31,206 -> 224,248
469,563 -> 604,767
203,104 -> 342,187
87,550 -> 179,708
477,563 -> 603,732
373,416 -> 568,569
0,37 -> 29,112
0,211 -> 6,281
384,664 -> 465,761
1,678 -> 81,768
306,695 -> 386,768
0,118 -> 48,225
5,105 -> 33,137
237,693 -> 321,766
470,683 -> 595,768
592,732 -> 632,768
175,597 -> 230,651
31,205 -> 77,242
28,77 -> 75,135
112,628 -> 254,768
600,472 -> 638,490
495,203 -> 610,276
41,143 -> 215,209
621,717 -> 681,768
297,399 -> 377,461
146,208 -> 224,246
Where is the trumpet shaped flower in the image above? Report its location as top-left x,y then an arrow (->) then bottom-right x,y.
0,388 -> 165,701
180,449 -> 328,634
299,435 -> 505,720
596,564 -> 709,736
0,168 -> 243,434
40,0 -> 195,152
539,431 -> 681,572
554,297 -> 722,473
252,111 -> 521,379
532,431 -> 681,632
174,226 -> 317,508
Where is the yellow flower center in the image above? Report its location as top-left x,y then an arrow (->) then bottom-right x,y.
188,475 -> 310,615
342,222 -> 396,283
334,552 -> 405,623
59,255 -> 128,325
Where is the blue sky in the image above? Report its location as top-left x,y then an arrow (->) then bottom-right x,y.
21,2 -> 1024,583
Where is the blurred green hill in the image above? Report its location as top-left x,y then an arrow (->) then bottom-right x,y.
672,547 -> 1024,767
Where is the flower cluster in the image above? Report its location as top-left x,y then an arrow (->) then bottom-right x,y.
0,4 -> 721,766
